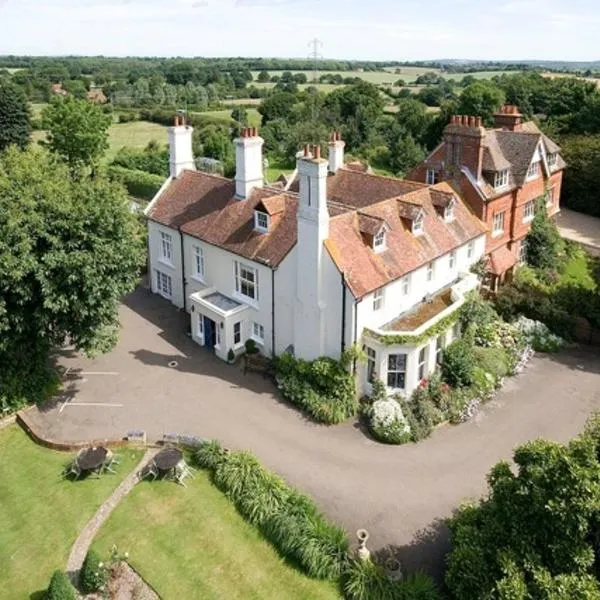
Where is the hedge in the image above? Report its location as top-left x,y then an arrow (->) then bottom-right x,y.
107,165 -> 164,200
80,549 -> 107,593
46,570 -> 76,600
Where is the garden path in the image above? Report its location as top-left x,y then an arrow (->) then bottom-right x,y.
66,448 -> 159,583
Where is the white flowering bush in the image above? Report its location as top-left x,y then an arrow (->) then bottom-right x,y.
515,316 -> 565,353
369,398 -> 411,445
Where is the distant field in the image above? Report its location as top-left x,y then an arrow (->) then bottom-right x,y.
194,107 -> 262,128
252,81 -> 344,92
541,71 -> 600,87
442,70 -> 520,81
251,69 -> 401,85
5,67 -> 24,74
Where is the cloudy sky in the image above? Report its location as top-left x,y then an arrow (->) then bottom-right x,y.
0,0 -> 597,61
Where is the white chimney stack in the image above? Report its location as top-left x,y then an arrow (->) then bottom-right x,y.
328,131 -> 345,174
234,127 -> 264,199
168,115 -> 195,178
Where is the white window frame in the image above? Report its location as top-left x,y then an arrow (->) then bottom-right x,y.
523,200 -> 535,223
197,314 -> 204,340
518,240 -> 527,265
426,262 -> 434,282
193,245 -> 205,281
215,323 -> 221,348
449,250 -> 456,269
254,211 -> 269,233
547,187 -> 556,207
417,346 -> 428,381
492,211 -> 505,238
160,231 -> 173,264
373,288 -> 384,311
234,261 -> 258,303
547,153 -> 557,168
401,275 -> 410,296
467,240 -> 474,259
494,169 -> 509,189
366,346 -> 377,383
252,321 -> 265,344
387,353 -> 407,390
373,229 -> 386,252
412,216 -> 424,236
233,321 -> 242,347
155,269 -> 172,299
526,161 -> 540,180
426,168 -> 438,185
435,334 -> 445,365
444,202 -> 455,221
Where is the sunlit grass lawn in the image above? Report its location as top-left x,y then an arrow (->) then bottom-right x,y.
559,247 -> 598,289
92,471 -> 341,600
105,121 -> 167,162
0,425 -> 142,600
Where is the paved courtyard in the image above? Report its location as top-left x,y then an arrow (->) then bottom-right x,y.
557,207 -> 600,256
27,287 -> 600,577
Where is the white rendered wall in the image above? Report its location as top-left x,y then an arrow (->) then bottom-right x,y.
273,248 -> 296,355
234,136 -> 264,199
148,220 -> 184,309
168,125 -> 195,178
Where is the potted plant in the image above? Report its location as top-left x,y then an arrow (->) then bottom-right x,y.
227,348 -> 235,364
245,339 -> 259,355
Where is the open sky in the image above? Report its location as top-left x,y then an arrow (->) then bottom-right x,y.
0,0 -> 598,61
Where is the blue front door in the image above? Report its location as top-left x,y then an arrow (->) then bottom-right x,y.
203,316 -> 216,351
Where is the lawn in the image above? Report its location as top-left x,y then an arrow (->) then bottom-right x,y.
559,247 -> 598,289
0,425 -> 143,600
195,107 -> 262,128
265,157 -> 294,183
105,121 -> 168,162
92,471 -> 341,600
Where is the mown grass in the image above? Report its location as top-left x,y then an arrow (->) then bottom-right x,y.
92,470 -> 341,600
195,107 -> 262,128
105,120 -> 168,162
0,425 -> 142,600
559,247 -> 598,290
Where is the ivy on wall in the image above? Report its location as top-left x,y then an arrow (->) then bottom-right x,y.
364,311 -> 460,346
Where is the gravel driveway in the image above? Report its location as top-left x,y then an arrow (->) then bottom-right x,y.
27,287 -> 600,577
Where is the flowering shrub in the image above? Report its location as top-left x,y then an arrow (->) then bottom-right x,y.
80,549 -> 108,594
368,397 -> 411,444
514,316 -> 565,353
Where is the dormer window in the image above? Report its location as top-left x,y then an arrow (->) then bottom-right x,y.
526,161 -> 540,180
444,200 -> 455,222
412,215 -> 424,236
494,169 -> 509,189
373,229 -> 386,252
254,210 -> 269,233
547,153 -> 557,167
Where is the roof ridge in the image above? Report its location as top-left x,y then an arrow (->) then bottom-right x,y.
341,165 -> 427,189
184,169 -> 231,183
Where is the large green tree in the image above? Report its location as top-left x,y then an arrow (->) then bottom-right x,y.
560,135 -> 600,217
0,80 -> 31,151
0,146 -> 145,409
446,431 -> 600,600
526,197 -> 564,271
458,81 -> 506,125
43,96 -> 111,170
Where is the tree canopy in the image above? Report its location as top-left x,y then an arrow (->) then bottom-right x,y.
42,96 -> 112,170
525,197 -> 564,271
0,79 -> 31,151
0,146 -> 145,409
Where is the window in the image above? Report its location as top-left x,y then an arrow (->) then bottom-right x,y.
234,262 -> 258,301
426,169 -> 438,185
216,323 -> 221,347
155,270 -> 172,298
401,275 -> 410,296
197,315 -> 204,339
444,202 -> 454,221
160,231 -> 173,263
518,240 -> 527,264
547,187 -> 556,207
387,353 -> 407,389
426,262 -> 434,282
252,322 -> 265,343
436,334 -> 445,365
526,161 -> 540,180
193,245 -> 204,280
373,229 -> 386,251
450,142 -> 460,166
452,321 -> 460,340
233,321 -> 242,346
492,211 -> 505,237
494,169 -> 509,189
412,216 -> 424,236
467,241 -> 475,259
373,289 -> 384,311
418,346 -> 428,381
449,250 -> 456,269
366,347 -> 377,383
547,152 -> 557,167
523,200 -> 535,222
254,211 -> 269,233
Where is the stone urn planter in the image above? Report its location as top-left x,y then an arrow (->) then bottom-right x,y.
385,557 -> 402,581
356,529 -> 370,561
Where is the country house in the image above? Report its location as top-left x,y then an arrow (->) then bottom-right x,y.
409,105 -> 565,289
145,119 -> 488,397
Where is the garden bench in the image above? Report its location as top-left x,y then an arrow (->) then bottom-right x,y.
243,353 -> 275,379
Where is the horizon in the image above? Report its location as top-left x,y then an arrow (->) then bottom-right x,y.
0,0 -> 599,62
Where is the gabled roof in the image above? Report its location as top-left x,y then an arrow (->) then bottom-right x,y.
357,213 -> 387,236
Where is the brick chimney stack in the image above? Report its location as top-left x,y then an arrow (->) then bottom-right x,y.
328,131 -> 345,174
234,127 -> 264,199
443,114 -> 486,181
493,104 -> 523,131
168,114 -> 195,178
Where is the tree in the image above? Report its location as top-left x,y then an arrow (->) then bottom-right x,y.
257,70 -> 270,83
0,80 -> 30,151
446,435 -> 600,600
0,146 -> 145,409
258,91 -> 297,125
46,570 -> 76,600
42,96 -> 111,170
526,196 -> 564,271
458,81 -> 505,125
560,135 -> 600,217
231,106 -> 248,126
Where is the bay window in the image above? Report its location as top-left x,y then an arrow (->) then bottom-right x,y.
387,353 -> 407,389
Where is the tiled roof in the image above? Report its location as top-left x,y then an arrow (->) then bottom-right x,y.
147,170 -> 298,266
488,245 -> 517,275
325,181 -> 487,298
357,213 -> 386,236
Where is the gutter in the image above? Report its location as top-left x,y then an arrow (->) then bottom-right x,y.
352,296 -> 359,374
271,269 -> 276,357
340,272 -> 347,354
179,228 -> 187,312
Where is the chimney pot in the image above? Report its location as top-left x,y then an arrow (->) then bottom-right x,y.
314,145 -> 321,159
466,116 -> 473,127
304,144 -> 309,157
475,116 -> 482,127
252,127 -> 257,136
